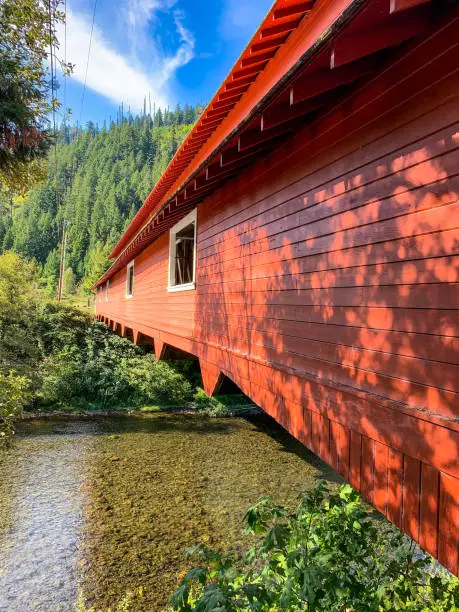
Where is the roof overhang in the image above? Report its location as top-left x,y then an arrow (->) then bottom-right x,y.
92,0 -> 436,290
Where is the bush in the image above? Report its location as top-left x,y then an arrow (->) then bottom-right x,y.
171,482 -> 459,611
0,253 -> 249,416
0,370 -> 31,445
39,326 -> 193,409
118,355 -> 193,406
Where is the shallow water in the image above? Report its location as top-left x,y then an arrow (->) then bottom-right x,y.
0,413 -> 339,611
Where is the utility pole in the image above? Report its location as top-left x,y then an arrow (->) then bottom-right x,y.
57,167 -> 73,302
57,219 -> 70,302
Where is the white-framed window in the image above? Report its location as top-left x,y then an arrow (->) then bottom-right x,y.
126,260 -> 134,298
168,209 -> 197,292
105,279 -> 110,302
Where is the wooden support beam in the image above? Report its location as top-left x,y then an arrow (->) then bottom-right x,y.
390,0 -> 431,14
251,32 -> 289,54
226,74 -> 255,90
290,57 -> 374,105
154,339 -> 166,361
241,48 -> 277,67
200,360 -> 223,396
261,15 -> 302,39
216,153 -> 257,177
273,0 -> 314,20
194,173 -> 209,190
331,10 -> 429,68
232,61 -> 268,80
184,184 -> 195,199
206,104 -> 234,119
262,94 -> 325,130
238,121 -> 293,151
199,117 -> 225,131
217,90 -> 245,103
220,144 -> 263,166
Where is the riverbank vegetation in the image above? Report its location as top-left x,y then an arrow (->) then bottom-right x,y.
0,251 -> 252,444
172,481 -> 459,611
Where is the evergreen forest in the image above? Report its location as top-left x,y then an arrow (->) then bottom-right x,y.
0,105 -> 200,294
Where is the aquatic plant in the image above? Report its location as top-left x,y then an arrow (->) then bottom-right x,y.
171,481 -> 459,611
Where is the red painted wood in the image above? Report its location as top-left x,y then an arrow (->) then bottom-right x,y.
348,431 -> 362,490
273,0 -> 314,20
330,10 -> 430,69
390,0 -> 432,14
154,339 -> 166,361
374,442 -> 389,515
95,18 -> 459,574
290,58 -> 374,105
387,449 -> 403,528
361,437 -> 375,504
200,360 -> 222,396
336,422 -> 350,480
403,456 -> 421,542
438,473 -> 459,575
419,463 -> 439,557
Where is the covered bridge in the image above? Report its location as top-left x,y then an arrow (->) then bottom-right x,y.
93,0 -> 459,574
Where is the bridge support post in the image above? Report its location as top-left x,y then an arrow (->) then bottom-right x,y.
200,360 -> 223,396
154,339 -> 166,361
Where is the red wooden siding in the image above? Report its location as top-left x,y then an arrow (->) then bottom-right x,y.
96,20 -> 459,574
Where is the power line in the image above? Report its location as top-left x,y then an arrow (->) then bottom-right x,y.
47,1 -> 64,302
79,0 -> 98,126
63,0 -> 67,123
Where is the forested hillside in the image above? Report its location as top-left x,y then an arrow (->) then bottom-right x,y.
0,105 -> 199,294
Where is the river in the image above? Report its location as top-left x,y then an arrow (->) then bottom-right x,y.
0,413 -> 339,611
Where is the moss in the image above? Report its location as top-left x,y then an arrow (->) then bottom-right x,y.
1,413 -> 340,611
77,413 -> 339,610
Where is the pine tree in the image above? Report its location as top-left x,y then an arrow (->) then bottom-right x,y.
0,107 -> 197,290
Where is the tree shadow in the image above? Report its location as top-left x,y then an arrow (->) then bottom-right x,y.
194,13 -> 459,572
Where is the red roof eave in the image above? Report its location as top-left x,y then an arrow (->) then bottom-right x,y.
108,0 -> 359,262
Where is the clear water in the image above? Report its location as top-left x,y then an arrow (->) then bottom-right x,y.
0,414 -> 338,611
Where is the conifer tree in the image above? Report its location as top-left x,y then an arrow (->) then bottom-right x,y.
0,106 -> 197,291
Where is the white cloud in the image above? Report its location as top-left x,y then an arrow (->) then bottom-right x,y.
160,10 -> 195,84
61,1 -> 195,113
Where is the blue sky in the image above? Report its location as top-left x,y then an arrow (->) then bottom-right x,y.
58,0 -> 272,126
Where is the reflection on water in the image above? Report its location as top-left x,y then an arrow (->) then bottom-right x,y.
0,414 -> 338,611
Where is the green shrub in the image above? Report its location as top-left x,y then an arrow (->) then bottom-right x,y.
191,388 -> 256,417
39,329 -> 193,409
0,251 -> 199,414
0,370 -> 31,445
118,355 -> 193,406
171,482 -> 459,611
34,301 -> 91,356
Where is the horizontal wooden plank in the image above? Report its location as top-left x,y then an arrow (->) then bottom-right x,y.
199,256 -> 459,296
199,229 -> 459,284
190,316 -> 459,367
195,282 -> 459,309
199,176 -> 459,261
199,200 -> 459,267
199,80 -> 459,246
199,130 -> 459,250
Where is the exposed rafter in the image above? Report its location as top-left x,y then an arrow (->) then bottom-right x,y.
330,8 -> 430,68
95,0 -> 440,289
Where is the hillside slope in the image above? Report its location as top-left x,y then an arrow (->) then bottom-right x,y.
0,107 -> 198,293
